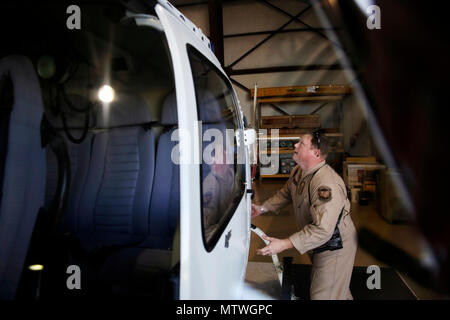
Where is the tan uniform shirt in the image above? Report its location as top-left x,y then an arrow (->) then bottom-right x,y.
263,160 -> 352,255
202,165 -> 235,241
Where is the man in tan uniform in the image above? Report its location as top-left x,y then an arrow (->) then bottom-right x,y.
252,130 -> 358,300
202,146 -> 235,242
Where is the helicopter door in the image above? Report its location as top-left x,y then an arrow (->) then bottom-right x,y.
155,3 -> 251,299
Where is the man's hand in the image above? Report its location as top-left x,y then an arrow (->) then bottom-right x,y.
251,204 -> 263,218
256,236 -> 293,256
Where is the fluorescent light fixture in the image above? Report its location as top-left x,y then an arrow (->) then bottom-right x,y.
28,264 -> 44,271
98,85 -> 115,103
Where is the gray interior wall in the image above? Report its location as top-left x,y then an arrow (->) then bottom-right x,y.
177,0 -> 372,157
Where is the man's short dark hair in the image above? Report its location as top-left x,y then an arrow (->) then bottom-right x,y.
309,129 -> 329,157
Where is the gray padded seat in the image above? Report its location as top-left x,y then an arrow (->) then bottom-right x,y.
0,56 -> 46,299
44,94 -> 95,232
145,92 -> 180,249
76,94 -> 156,252
96,93 -> 181,297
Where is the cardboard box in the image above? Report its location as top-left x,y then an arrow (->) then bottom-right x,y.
343,161 -> 385,188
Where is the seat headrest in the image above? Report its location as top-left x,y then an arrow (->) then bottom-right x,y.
0,55 -> 43,127
96,93 -> 152,129
197,90 -> 223,124
45,93 -> 95,129
161,92 -> 177,126
161,90 -> 222,126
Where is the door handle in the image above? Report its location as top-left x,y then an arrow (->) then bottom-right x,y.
246,188 -> 254,200
225,230 -> 232,248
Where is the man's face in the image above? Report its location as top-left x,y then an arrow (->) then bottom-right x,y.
293,134 -> 319,169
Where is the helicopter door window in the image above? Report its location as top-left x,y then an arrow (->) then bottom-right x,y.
187,44 -> 245,252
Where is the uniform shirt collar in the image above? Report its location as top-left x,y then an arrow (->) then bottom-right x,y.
301,160 -> 326,179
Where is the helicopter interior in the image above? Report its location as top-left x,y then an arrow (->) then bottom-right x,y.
0,0 -> 248,300
0,2 -> 183,299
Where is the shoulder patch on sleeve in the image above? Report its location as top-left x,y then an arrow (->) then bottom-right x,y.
203,192 -> 213,205
317,186 -> 332,202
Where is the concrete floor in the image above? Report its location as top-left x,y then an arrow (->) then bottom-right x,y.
245,178 -> 442,300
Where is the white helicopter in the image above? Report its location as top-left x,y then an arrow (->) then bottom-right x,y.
0,0 -> 273,300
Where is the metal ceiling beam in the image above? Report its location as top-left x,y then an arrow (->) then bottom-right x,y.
310,102 -> 328,114
224,27 -> 337,38
226,4 -> 311,69
267,104 -> 290,115
227,63 -> 343,75
258,0 -> 343,51
229,77 -> 250,93
208,0 -> 224,65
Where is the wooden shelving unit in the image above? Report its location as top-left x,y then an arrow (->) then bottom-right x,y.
260,174 -> 291,179
252,85 -> 351,179
251,85 -> 352,98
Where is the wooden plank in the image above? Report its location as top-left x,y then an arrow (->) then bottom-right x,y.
260,128 -> 340,136
258,135 -> 303,139
258,96 -> 342,103
250,85 -> 352,98
260,147 -> 344,154
259,149 -> 294,155
259,129 -> 342,138
346,156 -> 377,163
261,115 -> 320,129
260,174 -> 290,179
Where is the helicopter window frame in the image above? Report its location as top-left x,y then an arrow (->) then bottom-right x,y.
186,44 -> 246,253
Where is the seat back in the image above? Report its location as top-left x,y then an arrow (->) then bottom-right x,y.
146,93 -> 180,249
146,90 -> 226,249
0,56 -> 46,299
76,94 -> 156,251
44,93 -> 95,232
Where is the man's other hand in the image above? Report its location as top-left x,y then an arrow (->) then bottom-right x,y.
251,204 -> 263,218
256,236 -> 293,256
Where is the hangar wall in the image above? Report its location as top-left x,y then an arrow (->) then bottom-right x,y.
177,0 -> 373,157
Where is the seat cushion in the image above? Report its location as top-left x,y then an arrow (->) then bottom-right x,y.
45,132 -> 93,231
76,127 -> 155,251
147,128 -> 179,249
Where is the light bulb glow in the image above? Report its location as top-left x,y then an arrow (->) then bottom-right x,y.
98,85 -> 115,103
28,264 -> 44,271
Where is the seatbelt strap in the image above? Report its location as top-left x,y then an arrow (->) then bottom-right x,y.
0,71 -> 14,206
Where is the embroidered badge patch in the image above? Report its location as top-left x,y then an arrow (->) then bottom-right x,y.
318,186 -> 332,201
203,191 -> 213,205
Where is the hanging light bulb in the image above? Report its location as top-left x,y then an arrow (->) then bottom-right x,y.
98,84 -> 115,103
